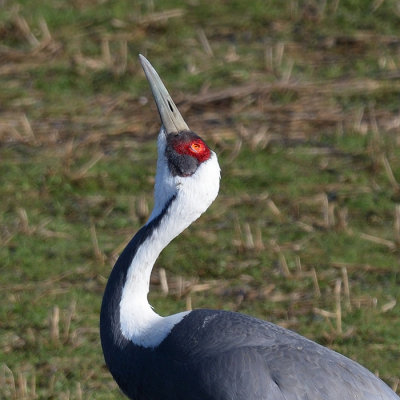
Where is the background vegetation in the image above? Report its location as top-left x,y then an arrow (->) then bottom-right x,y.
1,0 -> 399,398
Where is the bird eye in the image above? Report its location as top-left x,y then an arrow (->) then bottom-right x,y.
190,141 -> 203,153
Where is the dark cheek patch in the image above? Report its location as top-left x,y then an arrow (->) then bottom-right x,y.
167,152 -> 199,177
165,131 -> 212,177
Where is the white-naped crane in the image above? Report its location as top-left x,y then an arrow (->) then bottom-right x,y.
100,55 -> 399,400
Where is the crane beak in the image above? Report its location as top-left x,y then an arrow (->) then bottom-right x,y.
139,54 -> 189,134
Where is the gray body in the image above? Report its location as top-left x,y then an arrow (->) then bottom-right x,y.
160,309 -> 398,400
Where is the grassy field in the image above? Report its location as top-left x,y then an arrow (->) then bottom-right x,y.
1,0 -> 400,398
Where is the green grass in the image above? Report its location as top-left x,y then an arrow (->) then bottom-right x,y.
1,0 -> 400,398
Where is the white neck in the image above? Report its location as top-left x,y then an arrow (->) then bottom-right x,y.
119,141 -> 220,347
119,207 -> 189,347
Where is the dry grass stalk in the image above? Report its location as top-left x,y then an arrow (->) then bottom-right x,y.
334,279 -> 342,334
381,154 -> 400,192
234,218 -> 260,252
330,261 -> 391,274
282,59 -> 294,84
48,374 -> 56,395
332,0 -> 341,13
90,222 -> 105,266
265,41 -> 288,75
159,268 -> 169,295
267,198 -> 282,217
290,0 -> 299,18
17,371 -> 28,399
38,16 -> 51,42
67,152 -> 103,181
261,284 -> 276,298
20,114 -> 36,143
296,221 -> 315,232
359,232 -> 396,250
176,276 -> 184,298
38,220 -> 71,239
1,364 -> 16,399
0,267 -> 88,293
372,0 -> 385,12
10,10 -> 59,57
186,294 -> 192,311
113,39 -> 128,75
369,103 -> 381,141
75,36 -> 127,76
136,196 -> 149,222
351,296 -> 377,309
30,374 -> 37,399
101,38 -> 112,68
320,194 -> 331,227
75,382 -> 83,400
275,42 -> 285,68
271,240 -> 291,277
233,218 -> 244,251
190,282 -> 216,293
311,268 -> 321,298
120,39 -> 128,74
295,256 -> 302,272
318,0 -> 328,18
269,291 -> 302,303
254,225 -> 265,251
231,136 -> 243,162
314,308 -> 337,338
321,193 -> 335,229
17,208 -> 30,234
264,45 -> 273,72
17,210 -> 69,242
328,201 -> 336,228
248,126 -> 273,150
341,267 -> 352,310
62,139 -> 75,170
336,206 -> 348,231
1,229 -> 15,246
224,45 -> 240,63
395,204 -> 400,245
313,279 -> 343,335
0,121 -> 22,143
243,222 -> 255,250
74,52 -> 107,72
392,378 -> 399,393
183,78 -> 399,108
49,305 -> 60,343
381,299 -> 396,313
60,391 -> 70,400
197,28 -> 214,57
134,8 -> 185,26
63,301 -> 77,343
313,307 -> 336,319
34,16 -> 60,54
14,13 -> 39,47
353,107 -> 366,134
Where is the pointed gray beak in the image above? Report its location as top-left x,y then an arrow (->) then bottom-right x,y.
139,54 -> 189,134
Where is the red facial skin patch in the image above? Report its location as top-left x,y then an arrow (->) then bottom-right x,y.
173,138 -> 211,163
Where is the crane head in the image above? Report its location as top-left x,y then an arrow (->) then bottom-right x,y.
139,55 -> 220,224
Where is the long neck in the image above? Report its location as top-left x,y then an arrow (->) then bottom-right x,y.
101,138 -> 220,356
100,192 -> 198,351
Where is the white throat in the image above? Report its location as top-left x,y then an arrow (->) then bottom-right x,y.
119,135 -> 220,347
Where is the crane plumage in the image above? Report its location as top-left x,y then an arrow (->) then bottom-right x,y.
100,55 -> 399,400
